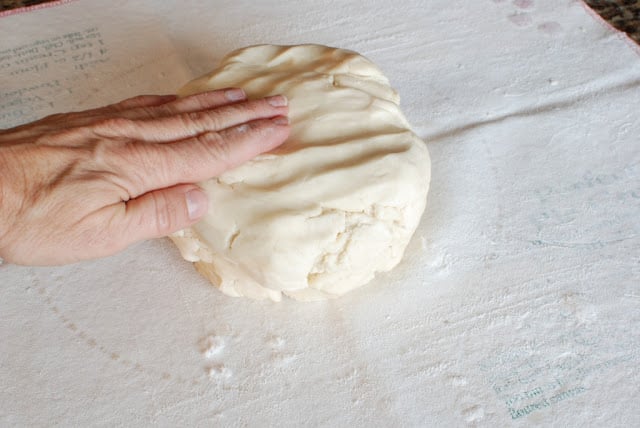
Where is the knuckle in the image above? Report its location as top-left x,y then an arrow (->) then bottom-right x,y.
137,105 -> 159,119
236,101 -> 262,117
191,91 -> 222,108
150,191 -> 178,236
236,120 -> 266,136
173,92 -> 213,113
93,117 -> 134,135
216,102 -> 258,124
195,131 -> 234,167
147,103 -> 175,117
195,130 -> 224,147
120,143 -> 167,195
183,110 -> 221,133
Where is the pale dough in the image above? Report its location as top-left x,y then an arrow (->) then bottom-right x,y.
170,44 -> 430,301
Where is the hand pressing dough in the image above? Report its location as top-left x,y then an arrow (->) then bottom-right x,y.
170,44 -> 430,301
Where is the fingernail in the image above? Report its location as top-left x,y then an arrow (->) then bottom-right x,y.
266,95 -> 288,107
271,116 -> 289,126
186,188 -> 208,220
225,88 -> 246,102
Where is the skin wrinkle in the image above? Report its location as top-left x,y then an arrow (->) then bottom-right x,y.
92,117 -> 138,139
150,190 -> 170,234
196,131 -> 235,172
48,136 -> 135,202
68,204 -> 120,262
118,142 -> 165,199
85,141 -> 135,202
0,154 -> 10,248
184,110 -> 223,136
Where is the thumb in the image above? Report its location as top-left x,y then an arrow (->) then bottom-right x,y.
122,184 -> 208,242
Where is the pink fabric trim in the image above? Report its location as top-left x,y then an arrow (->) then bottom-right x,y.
0,0 -> 77,18
578,0 -> 640,56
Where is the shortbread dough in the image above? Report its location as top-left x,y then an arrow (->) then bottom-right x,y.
170,44 -> 430,301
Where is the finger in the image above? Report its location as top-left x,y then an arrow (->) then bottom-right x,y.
122,116 -> 290,196
165,116 -> 291,179
72,94 -> 179,117
112,94 -> 179,110
17,91 -> 247,145
132,88 -> 248,117
120,184 -> 208,243
93,95 -> 288,142
108,89 -> 247,122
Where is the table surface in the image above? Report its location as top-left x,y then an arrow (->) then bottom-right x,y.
1,0 -> 640,45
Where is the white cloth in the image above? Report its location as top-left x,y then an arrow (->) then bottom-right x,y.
1,1 -> 639,426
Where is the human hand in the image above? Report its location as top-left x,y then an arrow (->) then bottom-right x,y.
0,89 -> 290,265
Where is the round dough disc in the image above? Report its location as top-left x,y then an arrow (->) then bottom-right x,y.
170,44 -> 430,301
